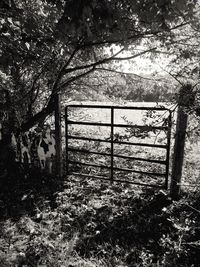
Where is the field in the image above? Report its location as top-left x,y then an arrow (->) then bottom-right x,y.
66,101 -> 200,190
67,102 -> 170,187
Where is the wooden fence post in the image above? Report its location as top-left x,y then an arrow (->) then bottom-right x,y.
170,106 -> 188,199
55,93 -> 62,178
170,84 -> 194,199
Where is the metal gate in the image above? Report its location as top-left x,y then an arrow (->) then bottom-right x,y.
65,104 -> 172,189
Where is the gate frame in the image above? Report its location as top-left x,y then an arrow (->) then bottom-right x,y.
65,104 -> 172,189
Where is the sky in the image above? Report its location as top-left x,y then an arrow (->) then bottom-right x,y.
108,45 -> 173,76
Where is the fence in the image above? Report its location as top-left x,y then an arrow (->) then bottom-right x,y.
65,104 -> 172,189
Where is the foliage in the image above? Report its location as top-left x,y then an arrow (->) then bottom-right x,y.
97,73 -> 175,102
0,0 -> 199,133
156,5 -> 200,113
1,175 -> 200,266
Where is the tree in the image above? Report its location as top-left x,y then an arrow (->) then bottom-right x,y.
0,0 -> 199,135
152,4 -> 200,115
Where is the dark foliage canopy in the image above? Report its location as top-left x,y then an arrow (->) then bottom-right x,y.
0,0 -> 198,132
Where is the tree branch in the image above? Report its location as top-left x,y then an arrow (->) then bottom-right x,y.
20,66 -> 96,132
58,66 -> 96,90
112,47 -> 156,60
95,67 -> 154,81
79,22 -> 190,49
62,48 -> 124,75
61,47 -> 156,79
51,46 -> 80,94
157,64 -> 184,86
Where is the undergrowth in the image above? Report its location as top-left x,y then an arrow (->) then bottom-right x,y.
1,175 -> 200,266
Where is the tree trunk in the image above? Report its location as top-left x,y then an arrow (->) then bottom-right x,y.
20,94 -> 57,133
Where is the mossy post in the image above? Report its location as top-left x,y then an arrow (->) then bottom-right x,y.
170,84 -> 194,199
55,93 -> 62,178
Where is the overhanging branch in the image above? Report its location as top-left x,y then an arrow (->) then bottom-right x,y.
61,47 -> 156,77
58,66 -> 96,90
95,67 -> 154,81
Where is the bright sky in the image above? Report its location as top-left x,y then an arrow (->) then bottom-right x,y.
108,45 -> 172,76
122,56 -> 170,75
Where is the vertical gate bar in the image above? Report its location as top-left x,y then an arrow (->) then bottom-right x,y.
165,110 -> 172,189
65,106 -> 69,176
110,107 -> 114,183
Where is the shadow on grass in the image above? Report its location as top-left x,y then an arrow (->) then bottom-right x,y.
75,191 -> 173,259
0,163 -> 63,220
59,180 -> 199,266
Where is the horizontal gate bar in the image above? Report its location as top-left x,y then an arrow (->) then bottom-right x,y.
69,160 -> 166,177
113,140 -> 167,148
68,135 -> 167,148
69,172 -> 110,181
68,172 -> 164,188
113,166 -> 166,177
67,120 -> 168,130
68,135 -> 110,143
69,160 -> 109,169
67,105 -> 171,111
68,147 -> 110,156
114,154 -> 166,165
68,147 -> 167,165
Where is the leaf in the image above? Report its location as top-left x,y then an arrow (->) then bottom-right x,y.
25,42 -> 30,50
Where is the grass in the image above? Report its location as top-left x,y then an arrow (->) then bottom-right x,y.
67,106 -> 170,189
1,175 -> 200,266
67,104 -> 200,190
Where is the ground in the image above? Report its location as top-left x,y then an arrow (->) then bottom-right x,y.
1,173 -> 200,267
